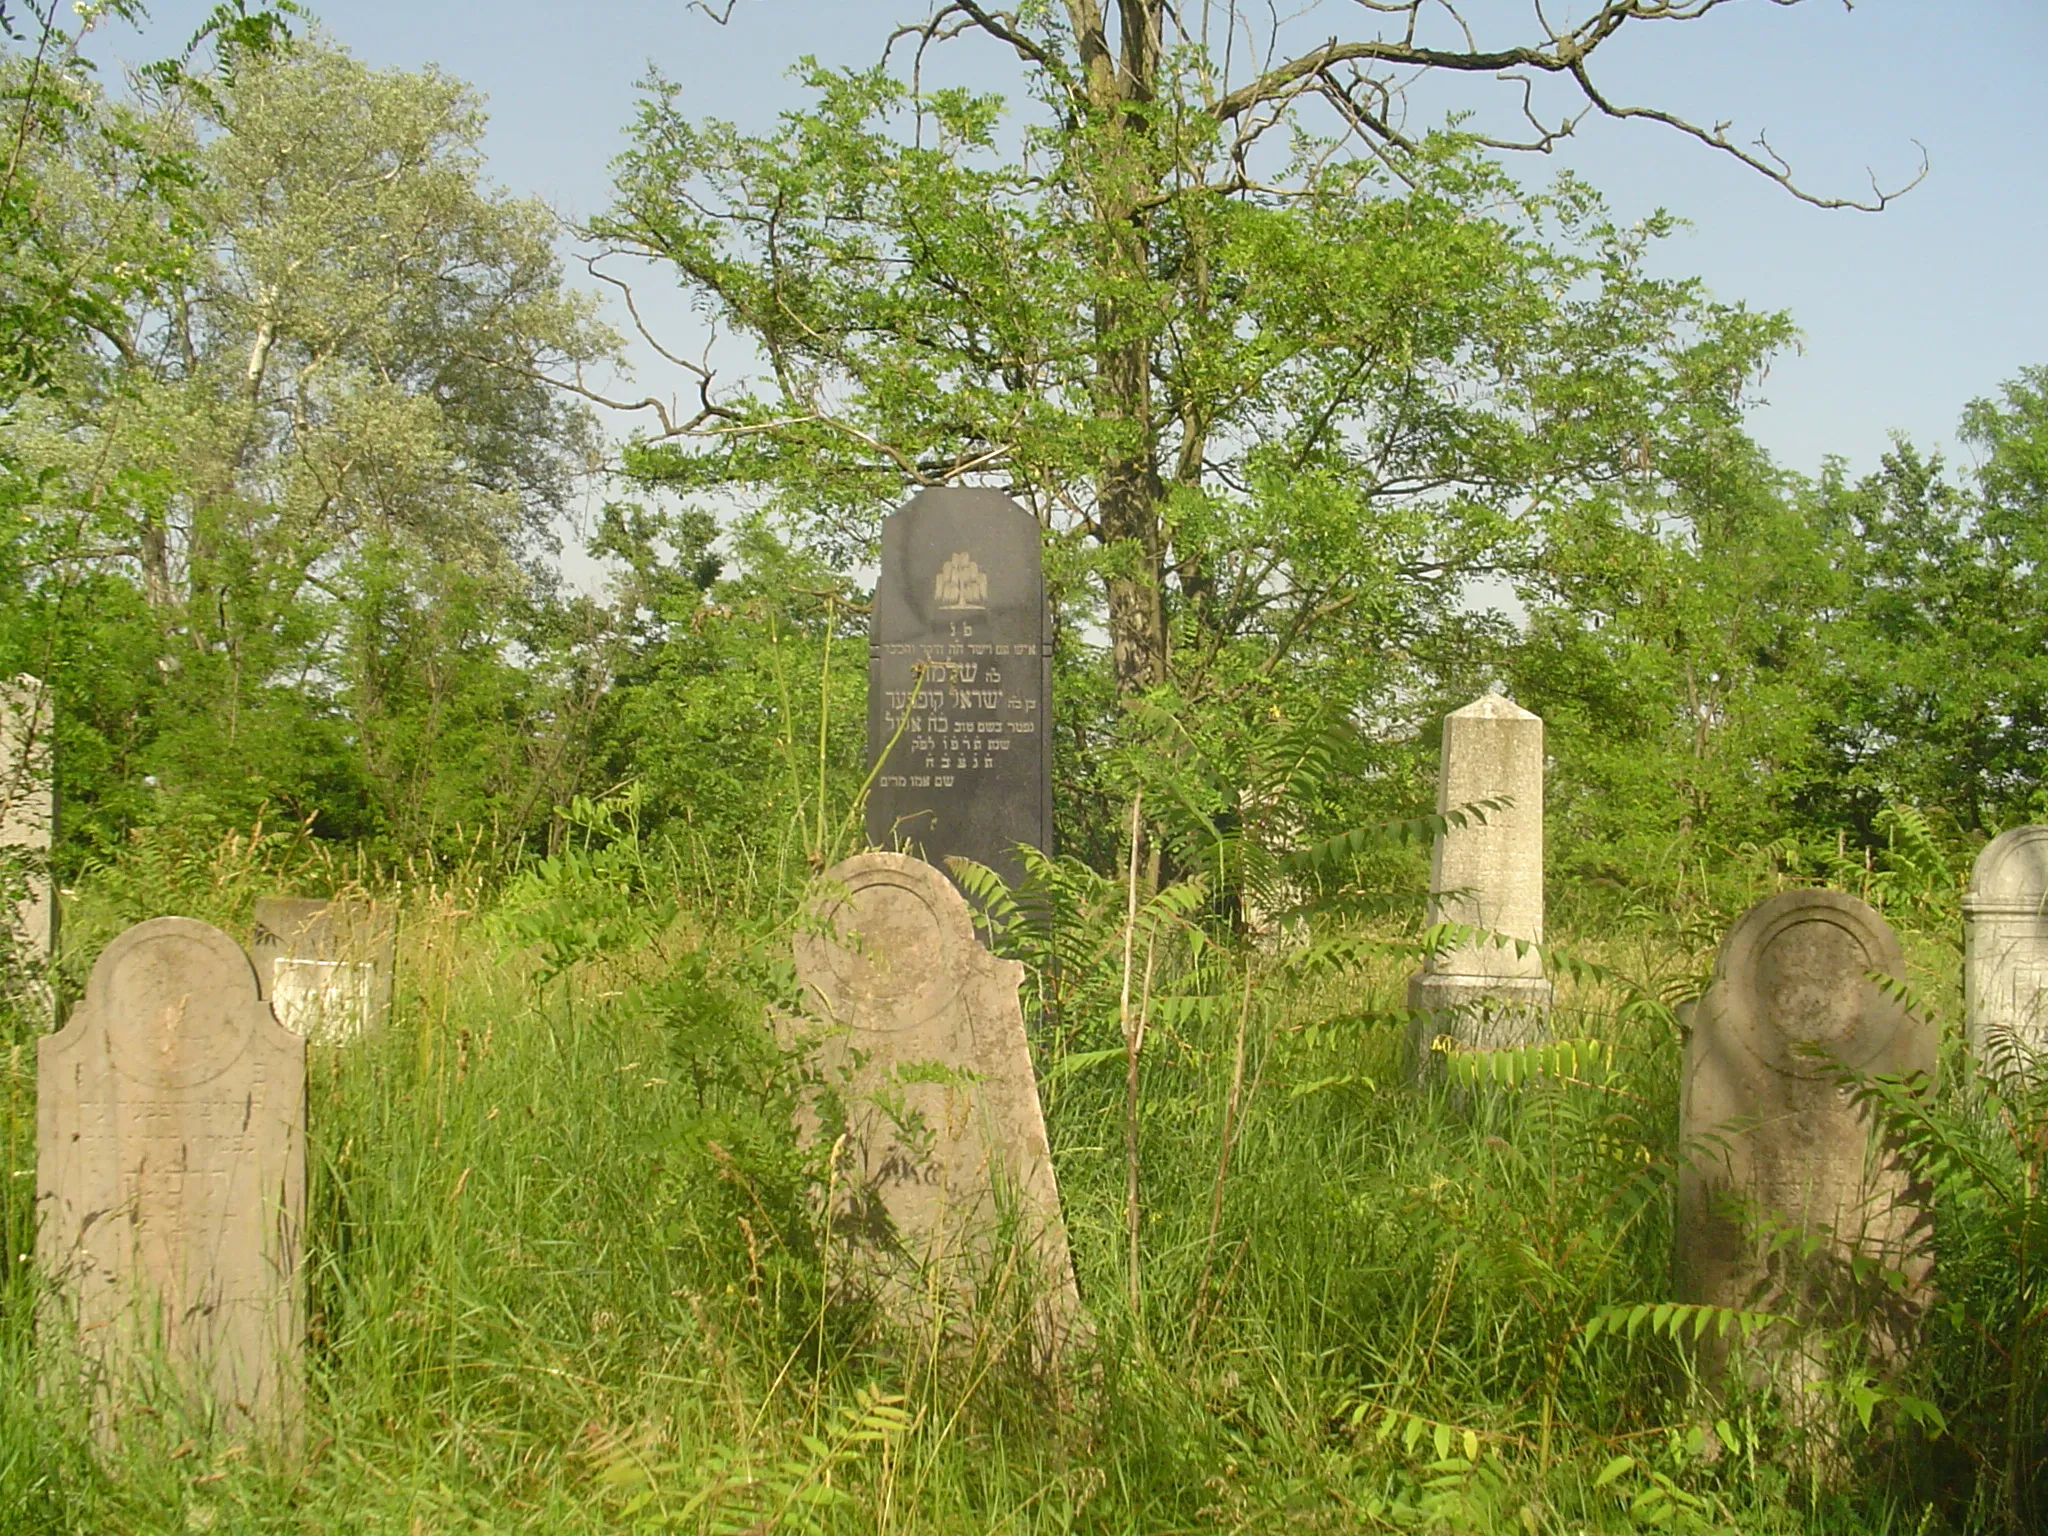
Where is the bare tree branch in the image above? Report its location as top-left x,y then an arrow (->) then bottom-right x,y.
932,1 -> 1067,80
579,250 -> 716,383
1203,0 -> 1920,212
1564,58 -> 1927,212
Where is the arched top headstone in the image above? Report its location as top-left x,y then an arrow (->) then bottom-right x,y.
1678,888 -> 1934,1420
45,916 -> 286,1083
1699,889 -> 1914,1080
796,851 -> 1021,1034
789,850 -> 1081,1356
1968,826 -> 2048,912
865,487 -> 1052,891
37,915 -> 305,1437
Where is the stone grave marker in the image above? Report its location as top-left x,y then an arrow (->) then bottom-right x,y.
250,896 -> 394,1042
1677,889 -> 1933,1399
793,851 -> 1083,1358
1406,693 -> 1551,1063
1964,825 -> 2048,1069
1,674 -> 54,976
38,917 -> 305,1435
866,488 -> 1051,891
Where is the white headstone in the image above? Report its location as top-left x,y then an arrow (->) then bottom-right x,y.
249,896 -> 394,1041
793,852 -> 1083,1360
1406,693 -> 1551,1060
1964,826 -> 2048,1070
37,917 -> 305,1436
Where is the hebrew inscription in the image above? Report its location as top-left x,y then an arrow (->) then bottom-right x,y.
37,917 -> 306,1435
1677,890 -> 1933,1412
793,852 -> 1083,1360
866,488 -> 1051,890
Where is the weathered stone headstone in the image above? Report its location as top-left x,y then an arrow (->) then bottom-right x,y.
38,917 -> 305,1435
1677,889 -> 1933,1400
793,851 -> 1082,1358
1406,693 -> 1550,1062
249,896 -> 394,1042
866,488 -> 1051,890
0,674 -> 55,973
1964,825 -> 2048,1069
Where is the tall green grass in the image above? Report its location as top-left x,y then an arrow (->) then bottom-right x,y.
0,806 -> 2029,1533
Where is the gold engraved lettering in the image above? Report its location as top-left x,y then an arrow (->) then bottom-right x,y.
933,551 -> 989,610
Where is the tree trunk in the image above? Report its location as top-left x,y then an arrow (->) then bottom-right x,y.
1076,0 -> 1170,699
138,513 -> 174,611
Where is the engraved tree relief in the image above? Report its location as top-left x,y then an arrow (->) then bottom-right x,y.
932,551 -> 988,611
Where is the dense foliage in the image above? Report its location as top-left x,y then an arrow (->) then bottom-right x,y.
0,9 -> 2040,905
3,4 -> 2048,1532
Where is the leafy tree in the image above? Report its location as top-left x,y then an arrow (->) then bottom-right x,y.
0,1 -> 304,399
1808,374 -> 2048,837
588,0 -> 1911,747
1,34 -> 617,860
1509,349 -> 1841,908
592,503 -> 868,886
1517,359 -> 2048,905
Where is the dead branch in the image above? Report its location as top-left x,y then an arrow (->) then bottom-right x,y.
1201,1 -> 1919,212
1564,58 -> 1928,212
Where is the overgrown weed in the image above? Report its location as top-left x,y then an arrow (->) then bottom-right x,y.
0,810 -> 2015,1532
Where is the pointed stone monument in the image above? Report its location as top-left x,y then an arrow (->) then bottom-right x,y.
38,918 -> 305,1437
1407,693 -> 1550,1063
1964,825 -> 2048,1071
793,851 -> 1083,1359
1677,889 -> 1933,1407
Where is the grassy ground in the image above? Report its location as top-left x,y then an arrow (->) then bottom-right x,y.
0,825 -> 2016,1534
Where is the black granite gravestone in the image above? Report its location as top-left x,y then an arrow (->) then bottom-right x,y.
866,488 -> 1051,888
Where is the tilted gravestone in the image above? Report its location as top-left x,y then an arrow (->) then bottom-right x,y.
866,488 -> 1051,891
1,674 -> 55,975
1406,693 -> 1551,1063
250,896 -> 394,1042
1677,889 -> 1933,1400
1964,826 -> 2048,1069
38,917 -> 305,1435
793,852 -> 1083,1359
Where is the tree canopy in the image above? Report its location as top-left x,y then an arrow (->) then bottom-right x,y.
2,26 -> 616,862
0,4 -> 2035,910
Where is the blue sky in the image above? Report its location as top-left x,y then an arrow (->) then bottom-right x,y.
96,0 -> 2048,484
